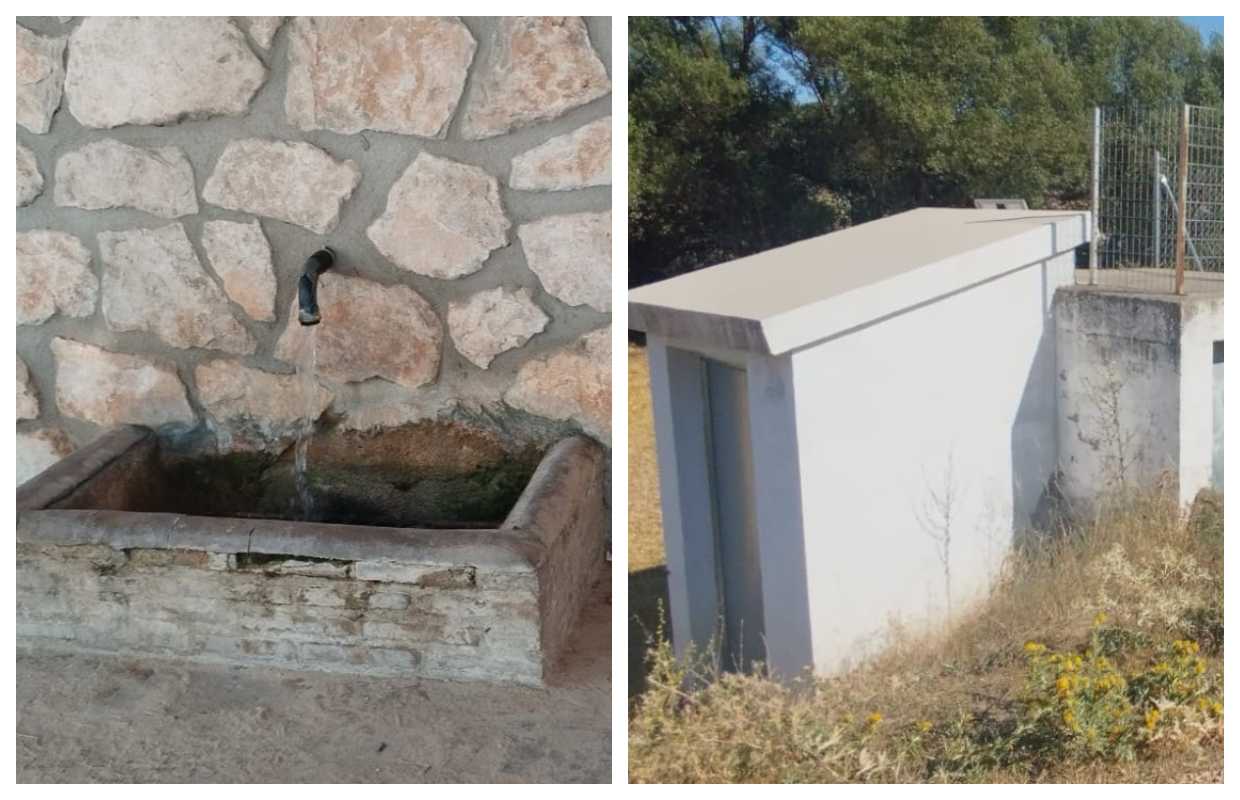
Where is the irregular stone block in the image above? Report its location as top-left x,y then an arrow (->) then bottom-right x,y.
286,17 -> 474,137
99,224 -> 255,354
274,273 -> 442,390
201,220 -> 277,321
461,17 -> 609,140
195,359 -> 333,446
17,143 -> 43,206
519,211 -> 611,312
505,328 -> 610,441
510,117 -> 611,191
51,338 -> 194,428
448,287 -> 549,369
17,429 -> 73,486
54,139 -> 198,218
64,17 -> 265,128
16,25 -> 66,134
235,16 -> 285,50
18,358 -> 39,420
16,230 -> 97,326
203,138 -> 360,234
367,153 -> 508,279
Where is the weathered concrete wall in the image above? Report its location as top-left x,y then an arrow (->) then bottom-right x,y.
1056,288 -> 1224,508
16,16 -> 612,485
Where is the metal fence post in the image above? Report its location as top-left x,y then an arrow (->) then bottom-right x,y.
1153,150 -> 1162,267
1089,106 -> 1100,285
1175,104 -> 1189,295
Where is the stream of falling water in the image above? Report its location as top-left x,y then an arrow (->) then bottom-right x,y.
294,327 -> 319,520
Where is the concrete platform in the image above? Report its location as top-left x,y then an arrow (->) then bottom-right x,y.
1075,268 -> 1223,296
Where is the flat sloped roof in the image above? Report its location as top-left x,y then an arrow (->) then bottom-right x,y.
629,207 -> 1090,355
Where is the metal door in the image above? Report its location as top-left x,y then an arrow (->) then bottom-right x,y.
705,359 -> 766,671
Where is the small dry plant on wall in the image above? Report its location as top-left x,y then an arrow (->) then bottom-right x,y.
914,451 -> 961,621
630,485 -> 1223,784
1081,356 -> 1147,492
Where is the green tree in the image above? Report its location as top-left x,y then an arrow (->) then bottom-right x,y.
629,17 -> 842,286
629,16 -> 1223,286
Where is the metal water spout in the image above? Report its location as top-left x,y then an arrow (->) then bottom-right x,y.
297,248 -> 335,326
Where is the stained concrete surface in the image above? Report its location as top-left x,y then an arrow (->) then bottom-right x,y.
16,570 -> 610,783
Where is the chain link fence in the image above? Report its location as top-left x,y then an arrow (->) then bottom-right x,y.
1089,104 -> 1223,293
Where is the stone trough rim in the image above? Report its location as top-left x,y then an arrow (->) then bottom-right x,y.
17,424 -> 604,573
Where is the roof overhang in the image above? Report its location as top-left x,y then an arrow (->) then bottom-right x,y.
630,208 -> 1091,356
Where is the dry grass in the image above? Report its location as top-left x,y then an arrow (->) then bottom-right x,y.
627,345 -> 1223,783
629,344 -> 668,697
629,344 -> 666,572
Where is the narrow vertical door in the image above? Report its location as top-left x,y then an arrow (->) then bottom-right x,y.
705,359 -> 766,672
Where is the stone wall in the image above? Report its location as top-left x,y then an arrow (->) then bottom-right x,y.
16,16 -> 612,484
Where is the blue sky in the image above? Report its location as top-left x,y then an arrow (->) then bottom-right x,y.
1181,16 -> 1223,40
759,17 -> 1223,101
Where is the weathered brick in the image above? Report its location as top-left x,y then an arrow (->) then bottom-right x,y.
234,555 -> 350,579
353,560 -> 442,584
126,549 -> 212,569
368,592 -> 410,611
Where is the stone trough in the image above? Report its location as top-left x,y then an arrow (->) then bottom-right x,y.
16,425 -> 607,686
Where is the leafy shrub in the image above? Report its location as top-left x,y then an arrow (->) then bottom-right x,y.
1017,625 -> 1222,765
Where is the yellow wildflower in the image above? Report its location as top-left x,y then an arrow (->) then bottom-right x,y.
916,720 -> 932,733
1145,708 -> 1161,731
1024,641 -> 1046,655
1093,611 -> 1108,627
1173,639 -> 1200,656
866,712 -> 883,727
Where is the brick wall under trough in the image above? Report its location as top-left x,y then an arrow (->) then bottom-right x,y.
17,542 -> 549,684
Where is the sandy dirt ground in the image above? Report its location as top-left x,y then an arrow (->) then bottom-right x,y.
17,570 -> 611,783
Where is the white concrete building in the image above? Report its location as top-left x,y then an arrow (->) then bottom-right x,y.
630,208 -> 1092,677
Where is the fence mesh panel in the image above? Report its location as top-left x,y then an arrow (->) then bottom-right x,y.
1091,104 -> 1223,293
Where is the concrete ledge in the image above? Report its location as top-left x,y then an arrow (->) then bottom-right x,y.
17,510 -> 540,572
17,425 -> 152,512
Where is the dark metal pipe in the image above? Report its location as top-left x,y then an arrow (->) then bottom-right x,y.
297,248 -> 335,326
